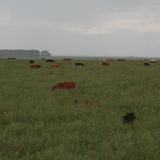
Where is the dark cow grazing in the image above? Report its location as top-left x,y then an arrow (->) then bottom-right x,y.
51,81 -> 75,90
46,60 -> 55,62
30,64 -> 41,68
143,63 -> 149,66
122,113 -> 136,124
74,100 -> 79,104
117,59 -> 125,61
30,60 -> 34,64
8,58 -> 16,59
74,100 -> 99,104
75,63 -> 84,66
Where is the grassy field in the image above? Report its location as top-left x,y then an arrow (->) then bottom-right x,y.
0,59 -> 160,160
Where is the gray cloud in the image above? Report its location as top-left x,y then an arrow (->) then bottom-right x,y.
1,0 -> 160,57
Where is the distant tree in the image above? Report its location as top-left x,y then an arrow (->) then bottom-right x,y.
40,50 -> 51,57
0,49 -> 40,58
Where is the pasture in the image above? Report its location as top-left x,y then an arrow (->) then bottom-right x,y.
0,59 -> 160,160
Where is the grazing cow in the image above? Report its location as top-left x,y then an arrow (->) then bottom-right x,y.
117,59 -> 125,61
8,58 -> 16,59
30,60 -> 34,64
122,113 -> 136,124
42,58 -> 45,60
63,58 -> 72,61
100,61 -> 109,66
74,100 -> 79,104
150,59 -> 156,63
83,100 -> 99,104
75,63 -> 84,66
51,81 -> 75,90
46,60 -> 55,62
143,63 -> 149,66
50,64 -> 60,68
106,59 -> 114,61
30,64 -> 41,68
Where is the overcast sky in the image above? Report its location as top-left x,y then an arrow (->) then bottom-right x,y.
1,0 -> 160,57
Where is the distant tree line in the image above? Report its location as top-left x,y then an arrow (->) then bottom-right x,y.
0,49 -> 51,58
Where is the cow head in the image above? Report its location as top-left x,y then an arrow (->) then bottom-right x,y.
51,86 -> 55,90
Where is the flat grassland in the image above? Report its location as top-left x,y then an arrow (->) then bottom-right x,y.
0,59 -> 160,160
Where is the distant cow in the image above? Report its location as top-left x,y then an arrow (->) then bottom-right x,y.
143,63 -> 149,66
46,60 -> 55,62
106,59 -> 114,61
30,64 -> 41,68
8,58 -> 16,59
50,64 -> 60,68
122,113 -> 136,124
30,60 -> 34,64
74,100 -> 79,104
150,59 -> 156,63
117,59 -> 125,61
63,58 -> 72,61
51,81 -> 75,90
83,100 -> 99,104
42,58 -> 45,60
75,63 -> 84,66
100,61 -> 109,66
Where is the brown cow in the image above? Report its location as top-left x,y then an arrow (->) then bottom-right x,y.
51,64 -> 60,68
83,100 -> 99,104
51,81 -> 75,89
63,58 -> 72,61
106,59 -> 114,61
30,64 -> 41,68
100,61 -> 109,66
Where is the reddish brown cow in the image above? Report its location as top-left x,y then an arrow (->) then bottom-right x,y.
50,64 -> 60,68
106,59 -> 114,61
51,81 -> 75,89
30,64 -> 41,68
63,58 -> 72,61
83,100 -> 99,104
100,61 -> 109,66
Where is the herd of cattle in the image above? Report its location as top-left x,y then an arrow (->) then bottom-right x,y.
2,57 -> 159,124
28,58 -> 160,124
29,60 -> 85,68
143,59 -> 157,66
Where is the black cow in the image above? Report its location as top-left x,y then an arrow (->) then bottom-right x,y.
46,60 -> 55,62
122,113 -> 136,124
143,63 -> 149,66
73,100 -> 79,104
75,63 -> 84,66
30,60 -> 34,64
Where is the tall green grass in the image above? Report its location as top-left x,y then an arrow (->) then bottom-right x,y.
0,59 -> 160,160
